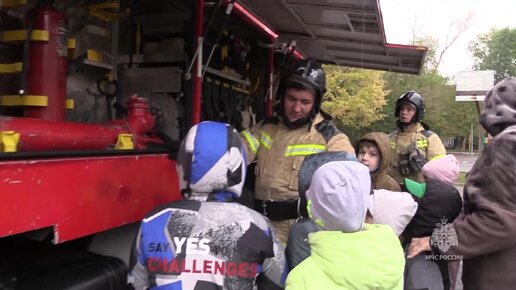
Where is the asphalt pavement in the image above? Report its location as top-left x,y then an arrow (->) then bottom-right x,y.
452,152 -> 478,173
449,152 -> 478,196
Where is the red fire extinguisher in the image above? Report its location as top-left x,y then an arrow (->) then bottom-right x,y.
23,3 -> 68,121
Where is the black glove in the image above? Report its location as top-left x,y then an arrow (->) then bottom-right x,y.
398,144 -> 427,176
399,150 -> 411,176
408,147 -> 427,173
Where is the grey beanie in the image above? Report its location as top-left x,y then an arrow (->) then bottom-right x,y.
307,161 -> 371,232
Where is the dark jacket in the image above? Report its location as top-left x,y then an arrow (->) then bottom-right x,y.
402,179 -> 462,290
435,77 -> 516,290
402,179 -> 462,241
285,218 -> 319,271
358,132 -> 401,191
404,251 -> 444,290
130,199 -> 286,290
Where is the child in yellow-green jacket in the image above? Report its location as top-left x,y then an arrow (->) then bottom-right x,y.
286,161 -> 405,290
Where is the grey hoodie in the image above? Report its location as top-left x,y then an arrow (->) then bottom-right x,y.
286,152 -> 358,270
306,161 -> 370,232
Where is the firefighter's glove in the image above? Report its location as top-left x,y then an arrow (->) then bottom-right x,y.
399,150 -> 412,176
408,146 -> 427,174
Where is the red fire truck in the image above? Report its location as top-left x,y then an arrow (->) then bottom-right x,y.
0,0 -> 425,288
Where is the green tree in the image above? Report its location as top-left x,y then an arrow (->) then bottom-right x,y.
371,71 -> 447,131
365,36 -> 480,149
469,27 -> 516,82
415,36 -> 439,73
366,37 -> 442,135
323,33 -> 482,146
322,65 -> 388,140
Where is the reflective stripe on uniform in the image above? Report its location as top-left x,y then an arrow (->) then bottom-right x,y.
242,130 -> 259,154
430,154 -> 445,161
260,131 -> 273,150
285,144 -> 326,156
390,141 -> 396,149
416,139 -> 428,149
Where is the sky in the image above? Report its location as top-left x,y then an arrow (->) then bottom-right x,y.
380,0 -> 515,80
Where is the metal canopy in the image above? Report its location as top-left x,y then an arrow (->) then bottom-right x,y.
240,0 -> 427,75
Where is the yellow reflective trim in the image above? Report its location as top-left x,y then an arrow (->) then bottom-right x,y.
3,0 -> 28,7
68,38 -> 76,49
2,29 -> 49,42
88,2 -> 129,22
430,155 -> 445,161
260,131 -> 272,150
285,144 -> 325,156
242,130 -> 258,154
66,99 -> 74,109
24,95 -> 48,106
0,62 -> 22,73
115,134 -> 134,150
87,49 -> 102,62
1,95 -> 48,107
390,141 -> 396,149
416,140 -> 428,149
1,95 -> 24,106
0,131 -> 20,153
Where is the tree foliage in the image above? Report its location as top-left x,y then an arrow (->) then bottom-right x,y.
414,36 -> 439,73
322,65 -> 388,135
469,27 -> 516,82
367,37 -> 480,146
320,28 -> 501,146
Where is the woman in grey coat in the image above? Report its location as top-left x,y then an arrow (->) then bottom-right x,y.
408,77 -> 516,290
